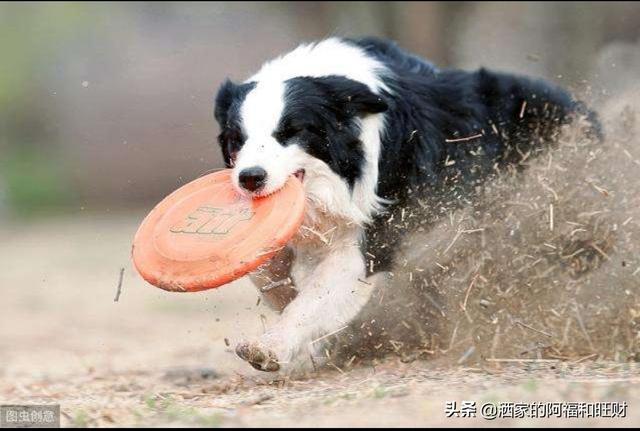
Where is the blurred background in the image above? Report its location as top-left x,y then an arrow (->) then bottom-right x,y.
2,1 -> 640,217
2,3 -> 640,425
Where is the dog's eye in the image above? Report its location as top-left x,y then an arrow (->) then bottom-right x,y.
274,124 -> 325,142
273,125 -> 301,143
218,129 -> 243,167
219,129 -> 242,149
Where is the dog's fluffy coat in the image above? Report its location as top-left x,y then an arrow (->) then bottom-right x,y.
213,37 -> 597,372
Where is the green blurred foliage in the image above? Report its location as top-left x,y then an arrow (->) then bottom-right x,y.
0,2 -> 89,107
0,2 -> 92,215
0,146 -> 74,215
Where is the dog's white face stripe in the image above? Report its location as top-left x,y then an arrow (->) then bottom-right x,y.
233,79 -> 296,195
240,80 -> 285,140
232,38 -> 390,224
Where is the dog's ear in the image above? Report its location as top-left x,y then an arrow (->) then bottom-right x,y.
214,79 -> 240,126
315,76 -> 388,117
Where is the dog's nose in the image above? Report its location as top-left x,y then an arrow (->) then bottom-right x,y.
238,167 -> 267,192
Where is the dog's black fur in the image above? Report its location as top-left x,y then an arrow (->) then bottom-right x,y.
346,37 -> 601,273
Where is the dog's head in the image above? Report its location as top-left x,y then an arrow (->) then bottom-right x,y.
213,40 -> 389,224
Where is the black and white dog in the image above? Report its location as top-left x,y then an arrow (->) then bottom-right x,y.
214,37 -> 597,372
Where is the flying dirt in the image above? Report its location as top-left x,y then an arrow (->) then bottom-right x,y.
326,87 -> 640,369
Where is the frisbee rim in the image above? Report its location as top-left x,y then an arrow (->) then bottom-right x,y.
132,170 -> 304,292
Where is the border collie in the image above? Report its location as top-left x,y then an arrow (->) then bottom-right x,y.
213,37 -> 598,372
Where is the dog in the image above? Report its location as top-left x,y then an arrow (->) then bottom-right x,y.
213,37 -> 599,373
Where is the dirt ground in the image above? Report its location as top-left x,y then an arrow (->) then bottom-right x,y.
0,215 -> 638,427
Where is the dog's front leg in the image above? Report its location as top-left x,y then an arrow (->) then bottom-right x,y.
236,237 -> 374,373
249,246 -> 298,313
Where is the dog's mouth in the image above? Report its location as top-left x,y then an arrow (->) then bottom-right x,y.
240,169 -> 305,199
294,169 -> 306,182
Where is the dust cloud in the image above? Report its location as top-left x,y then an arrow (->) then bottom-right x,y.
329,57 -> 640,368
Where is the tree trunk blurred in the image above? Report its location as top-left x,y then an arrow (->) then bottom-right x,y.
290,1 -> 472,67
388,1 -> 468,66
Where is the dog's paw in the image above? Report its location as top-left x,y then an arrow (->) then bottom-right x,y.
235,341 -> 281,372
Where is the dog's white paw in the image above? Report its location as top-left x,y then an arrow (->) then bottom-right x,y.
235,341 -> 281,372
235,330 -> 318,373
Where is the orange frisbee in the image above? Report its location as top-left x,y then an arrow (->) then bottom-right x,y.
132,170 -> 304,292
